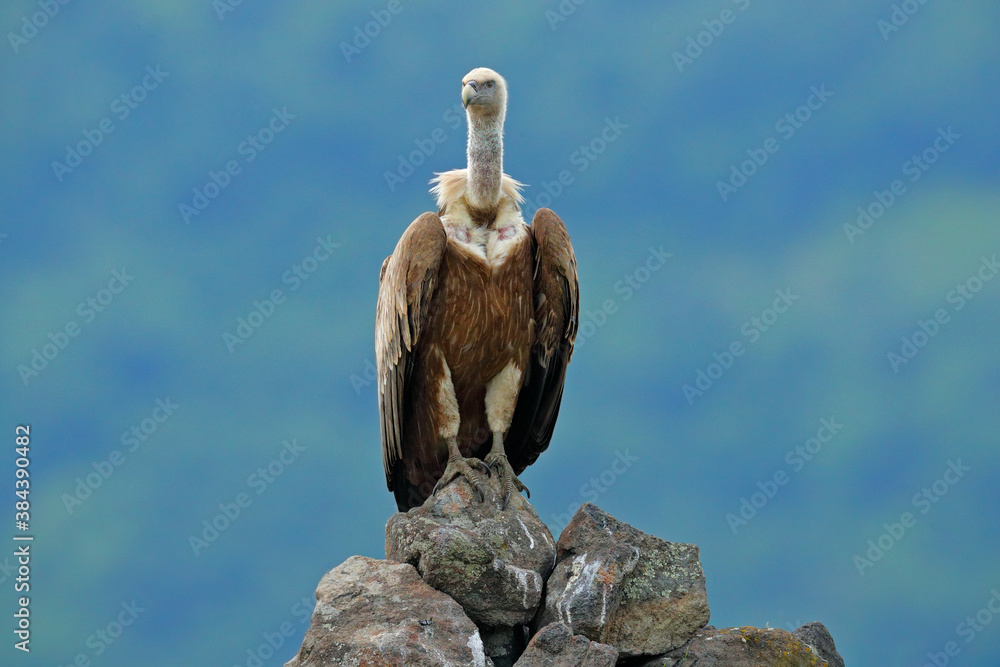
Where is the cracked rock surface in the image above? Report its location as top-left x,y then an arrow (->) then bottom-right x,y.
537,503 -> 710,657
386,472 -> 556,628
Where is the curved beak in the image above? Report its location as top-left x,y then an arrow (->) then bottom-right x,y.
461,81 -> 479,109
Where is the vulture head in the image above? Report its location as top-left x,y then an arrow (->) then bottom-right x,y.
461,67 -> 507,120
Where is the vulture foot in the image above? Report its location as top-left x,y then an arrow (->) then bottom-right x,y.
433,455 -> 491,503
485,452 -> 529,509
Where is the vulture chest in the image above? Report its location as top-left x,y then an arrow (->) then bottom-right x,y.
429,231 -> 534,393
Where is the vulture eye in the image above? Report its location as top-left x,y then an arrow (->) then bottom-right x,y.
486,81 -> 494,88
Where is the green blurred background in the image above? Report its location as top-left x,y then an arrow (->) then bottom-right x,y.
1,2 -> 998,665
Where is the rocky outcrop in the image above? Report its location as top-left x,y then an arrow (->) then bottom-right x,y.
285,475 -> 844,666
282,556 -> 488,667
385,469 -> 555,628
536,503 -> 709,657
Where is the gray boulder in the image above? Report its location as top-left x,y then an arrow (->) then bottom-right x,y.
794,622 -> 845,667
635,625 -> 832,666
283,556 -> 490,667
385,471 -> 556,628
514,622 -> 618,666
537,503 -> 710,657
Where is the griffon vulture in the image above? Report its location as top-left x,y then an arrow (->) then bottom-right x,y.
376,67 -> 579,511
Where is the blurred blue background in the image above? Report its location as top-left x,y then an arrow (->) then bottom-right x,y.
1,2 -> 998,665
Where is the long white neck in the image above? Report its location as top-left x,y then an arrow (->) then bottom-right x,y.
465,111 -> 504,212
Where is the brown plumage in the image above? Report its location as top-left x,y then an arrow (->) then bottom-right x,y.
376,68 -> 578,511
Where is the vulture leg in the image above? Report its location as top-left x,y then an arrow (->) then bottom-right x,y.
430,350 -> 490,502
483,361 -> 529,508
485,438 -> 529,509
433,435 -> 490,502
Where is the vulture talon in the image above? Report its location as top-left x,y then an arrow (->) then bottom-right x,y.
484,452 -> 529,509
433,456 -> 489,503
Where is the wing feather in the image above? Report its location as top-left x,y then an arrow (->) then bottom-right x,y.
506,208 -> 579,473
376,212 -> 447,491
